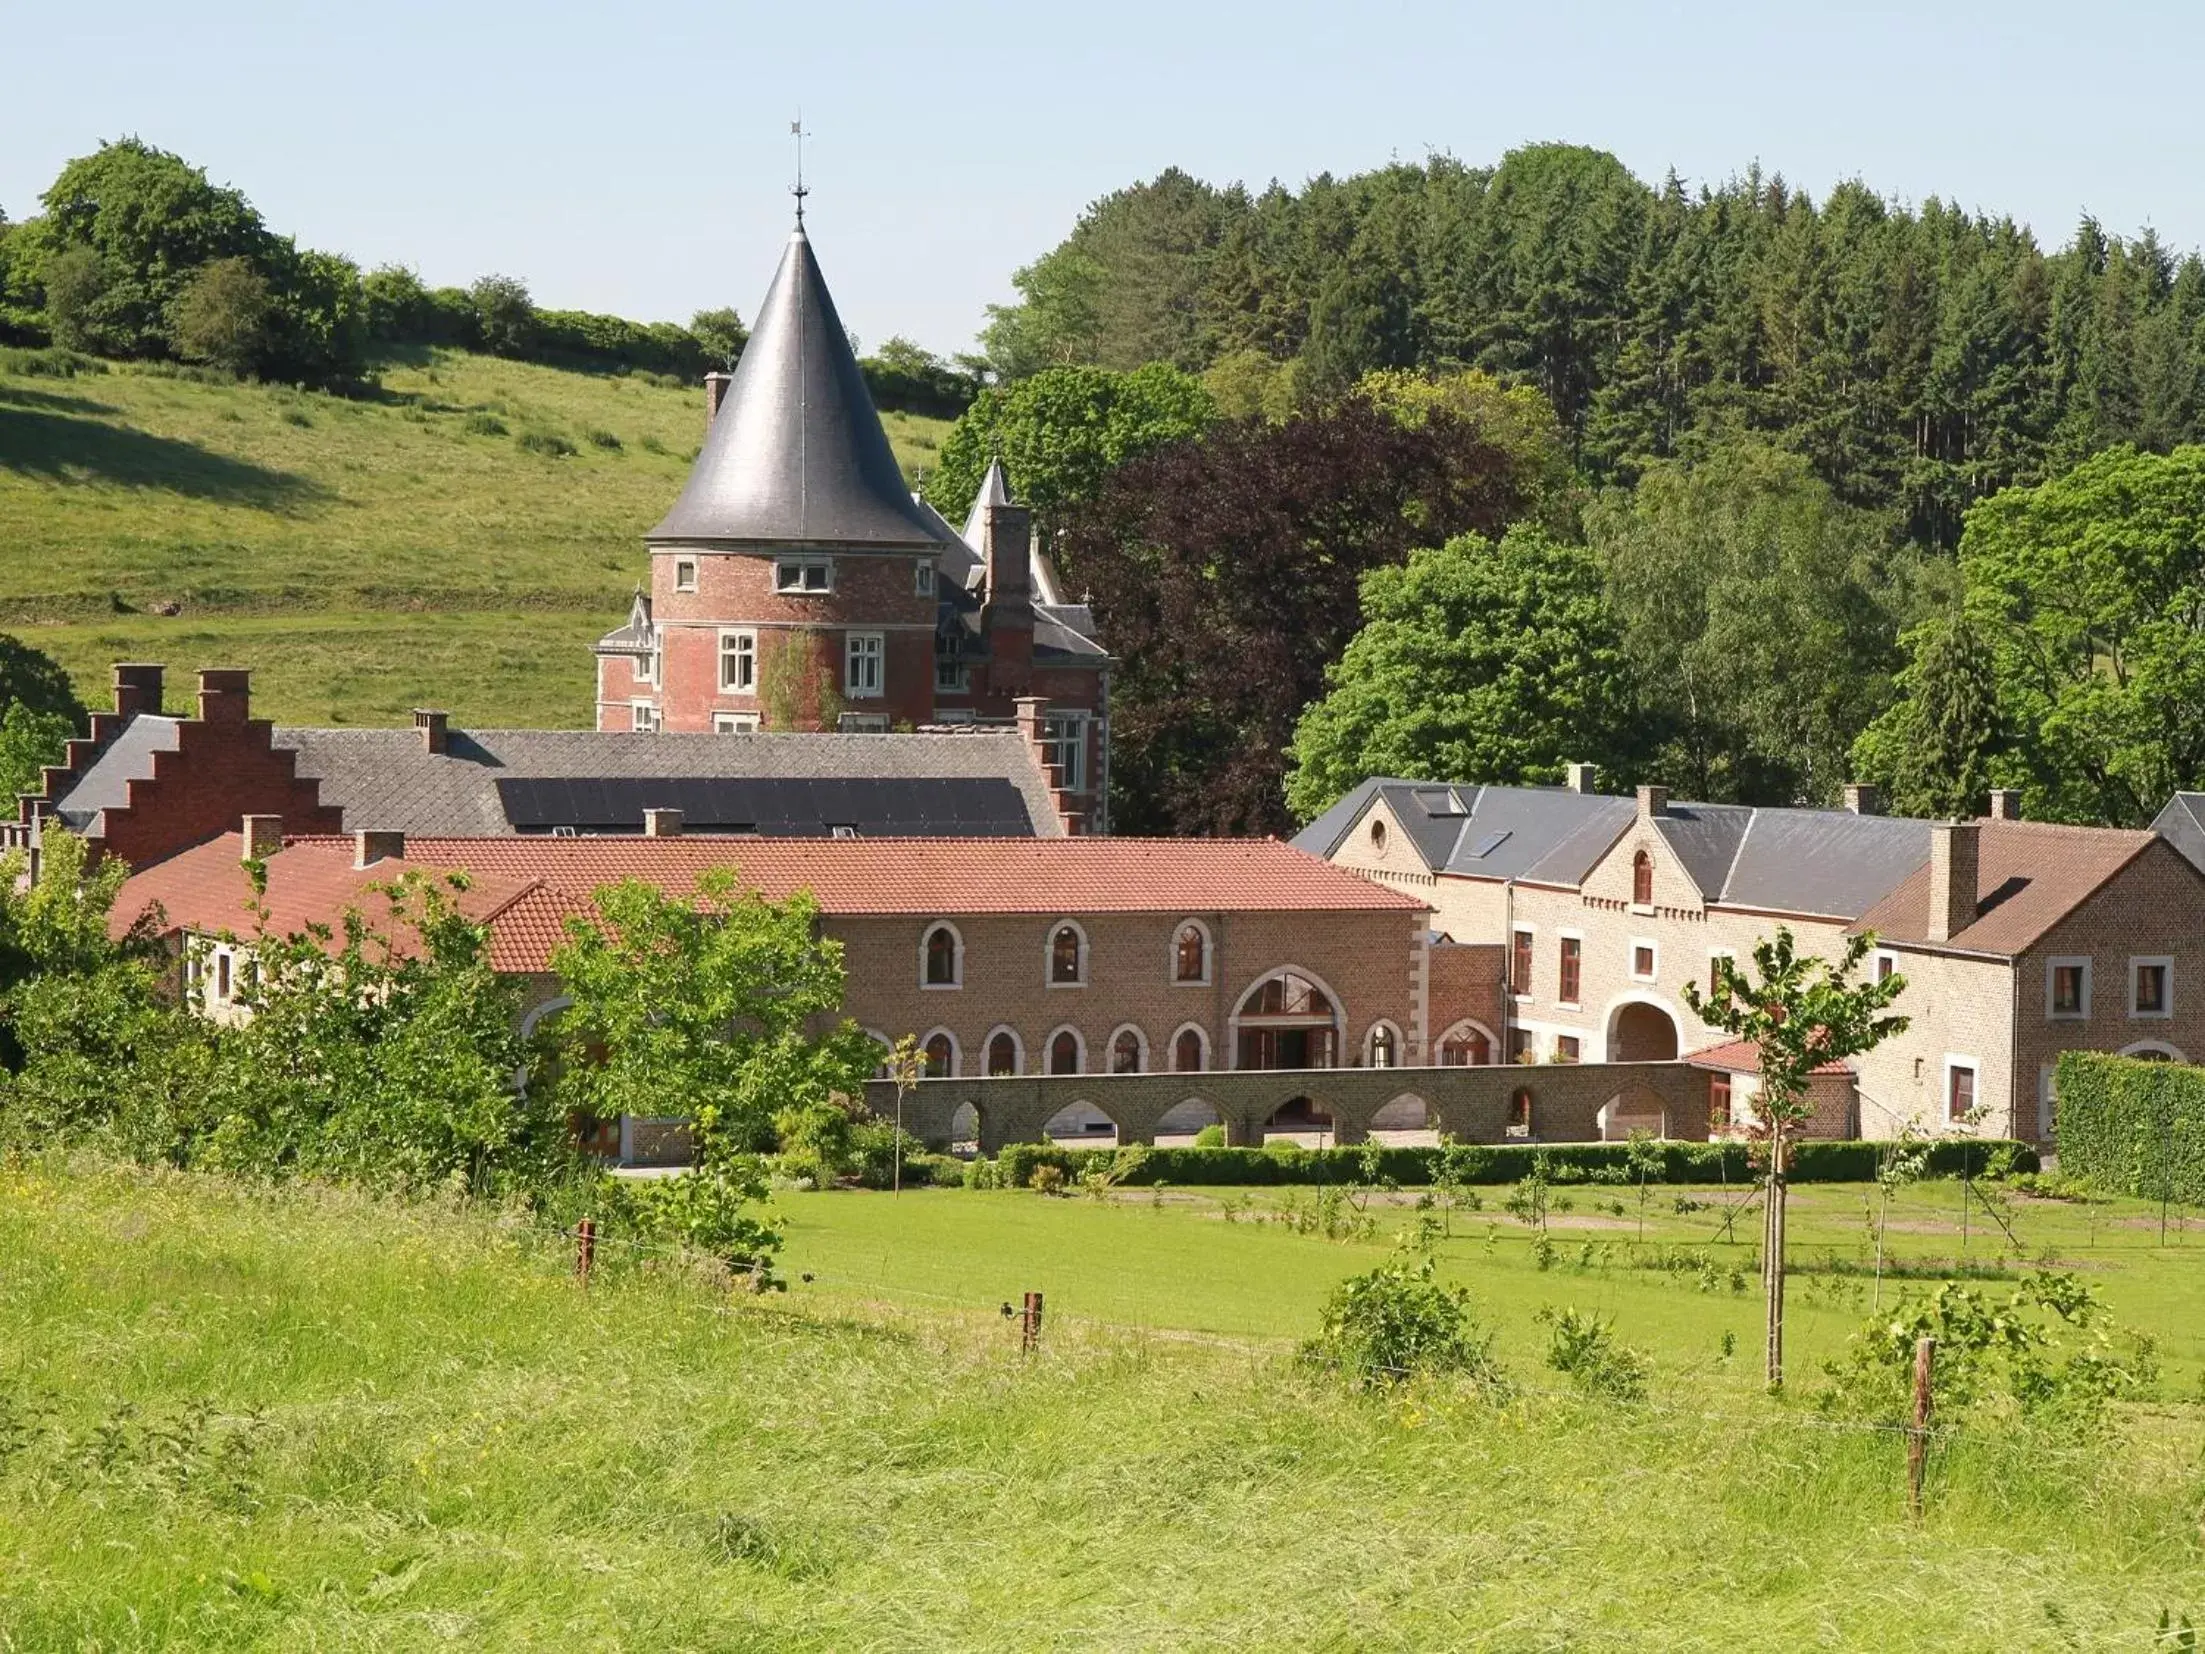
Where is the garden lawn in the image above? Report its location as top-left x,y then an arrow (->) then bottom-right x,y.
2,1160 -> 2201,1651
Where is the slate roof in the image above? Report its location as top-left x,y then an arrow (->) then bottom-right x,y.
2152,793 -> 2205,875
1290,779 -> 1635,886
1851,820 -> 2165,956
647,227 -> 962,550
51,715 -> 181,831
934,458 -> 1106,666
1685,806 -> 1933,917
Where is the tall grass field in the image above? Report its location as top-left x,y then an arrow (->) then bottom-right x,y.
2,1160 -> 2199,1650
0,350 -> 953,727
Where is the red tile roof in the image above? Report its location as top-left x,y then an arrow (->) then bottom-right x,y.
1685,1038 -> 1852,1077
1849,820 -> 2164,956
115,833 -> 1423,975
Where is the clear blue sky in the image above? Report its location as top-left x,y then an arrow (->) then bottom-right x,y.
5,0 -> 2199,357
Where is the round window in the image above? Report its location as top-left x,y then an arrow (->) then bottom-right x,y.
1369,818 -> 1388,851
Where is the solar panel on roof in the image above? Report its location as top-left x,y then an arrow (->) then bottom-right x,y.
492,776 -> 1034,837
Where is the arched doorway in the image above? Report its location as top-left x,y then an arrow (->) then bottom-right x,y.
1043,1100 -> 1118,1143
948,1100 -> 981,1153
1597,1087 -> 1669,1141
1233,969 -> 1343,1070
1155,1097 -> 1224,1143
1264,1094 -> 1335,1144
1436,1019 -> 1494,1065
1608,1000 -> 1680,1062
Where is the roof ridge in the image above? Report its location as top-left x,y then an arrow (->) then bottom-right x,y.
1713,807 -> 1758,901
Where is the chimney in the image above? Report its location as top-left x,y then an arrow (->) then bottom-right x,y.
196,667 -> 251,725
113,662 -> 164,720
1926,821 -> 1979,943
241,814 -> 283,860
354,828 -> 405,869
1843,782 -> 1883,816
642,806 -> 683,838
704,371 -> 733,428
1636,784 -> 1670,819
1987,788 -> 2022,821
1567,762 -> 1599,795
981,498 -> 1035,692
413,708 -> 449,754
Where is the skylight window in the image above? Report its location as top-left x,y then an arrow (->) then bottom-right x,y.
1466,829 -> 1512,859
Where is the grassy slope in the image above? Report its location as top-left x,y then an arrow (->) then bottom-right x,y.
3,1164 -> 2200,1651
0,353 -> 953,726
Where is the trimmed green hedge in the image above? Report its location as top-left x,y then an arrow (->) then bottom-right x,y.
2053,1051 -> 2205,1205
986,1139 -> 2037,1190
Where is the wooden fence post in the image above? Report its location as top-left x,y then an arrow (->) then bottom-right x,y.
576,1217 -> 596,1286
1021,1290 -> 1044,1354
1907,1335 -> 1936,1517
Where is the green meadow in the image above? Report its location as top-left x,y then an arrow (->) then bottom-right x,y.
0,351 -> 953,727
3,1160 -> 2200,1651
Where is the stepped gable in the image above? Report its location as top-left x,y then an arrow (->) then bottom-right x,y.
648,226 -> 961,551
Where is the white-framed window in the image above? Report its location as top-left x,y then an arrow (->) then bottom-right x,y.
921,922 -> 963,989
1043,712 -> 1086,790
838,713 -> 888,734
2045,956 -> 2091,1020
1944,1056 -> 1980,1124
1874,949 -> 1899,986
845,632 -> 884,699
712,712 -> 760,734
1365,1021 -> 1401,1068
719,628 -> 757,692
1047,920 -> 1088,987
935,656 -> 970,692
214,945 -> 233,1003
1172,919 -> 1212,985
774,558 -> 833,594
1630,938 -> 1658,982
674,557 -> 698,593
932,708 -> 975,724
2130,956 -> 2174,1019
633,636 -> 658,686
629,700 -> 660,733
915,560 -> 935,597
1108,1024 -> 1147,1074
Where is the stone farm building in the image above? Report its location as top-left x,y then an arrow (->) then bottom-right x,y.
1298,774 -> 2205,1144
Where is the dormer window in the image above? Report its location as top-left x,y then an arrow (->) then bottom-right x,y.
775,558 -> 833,594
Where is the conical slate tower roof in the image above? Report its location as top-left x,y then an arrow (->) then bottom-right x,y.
649,227 -> 960,549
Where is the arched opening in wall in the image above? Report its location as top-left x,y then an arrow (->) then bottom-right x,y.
949,1101 -> 980,1155
1370,1093 -> 1435,1143
1155,1097 -> 1224,1143
1598,1086 -> 1670,1142
922,1030 -> 957,1079
1233,969 -> 1343,1070
986,1029 -> 1021,1077
1173,1025 -> 1209,1073
1609,1000 -> 1680,1062
1043,1100 -> 1118,1143
1436,1020 -> 1494,1066
2119,1040 -> 2187,1063
1264,1093 -> 1335,1144
1632,849 -> 1654,906
1047,1027 -> 1084,1075
1174,921 -> 1210,984
1507,1087 -> 1534,1139
1365,1021 -> 1400,1068
922,922 -> 961,987
1110,1026 -> 1146,1074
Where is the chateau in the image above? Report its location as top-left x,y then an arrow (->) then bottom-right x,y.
592,223 -> 1112,831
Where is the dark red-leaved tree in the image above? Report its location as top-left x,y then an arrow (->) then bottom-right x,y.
1058,402 -> 1538,836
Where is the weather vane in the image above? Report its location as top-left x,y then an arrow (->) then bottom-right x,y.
790,114 -> 810,225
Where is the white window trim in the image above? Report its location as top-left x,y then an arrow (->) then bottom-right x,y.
1364,1018 -> 1404,1068
1044,1024 -> 1086,1076
774,557 -> 834,594
712,712 -> 760,734
1169,1021 -> 1210,1073
628,699 -> 660,733
2129,955 -> 2174,1020
635,641 -> 658,687
982,1025 -> 1024,1078
920,1026 -> 961,1079
718,627 -> 757,693
1042,711 -> 1089,792
1046,919 -> 1090,988
2044,955 -> 2092,1021
1873,948 -> 1900,985
673,557 -> 698,593
915,560 -> 935,596
1106,1023 -> 1149,1074
1943,1054 -> 1982,1125
935,656 -> 970,692
1171,917 -> 1214,986
919,921 -> 964,990
1630,936 -> 1659,983
844,632 -> 885,700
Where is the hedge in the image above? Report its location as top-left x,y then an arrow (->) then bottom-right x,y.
986,1139 -> 2037,1190
2053,1051 -> 2205,1205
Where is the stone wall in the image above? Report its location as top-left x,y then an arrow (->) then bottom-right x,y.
864,1060 -> 1710,1153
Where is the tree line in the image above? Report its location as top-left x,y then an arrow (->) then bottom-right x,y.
0,139 -> 978,414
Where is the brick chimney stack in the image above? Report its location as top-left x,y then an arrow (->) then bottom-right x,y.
981,499 -> 1035,693
1567,762 -> 1599,795
1636,784 -> 1670,819
113,663 -> 165,720
704,371 -> 733,428
196,668 -> 251,725
413,709 -> 449,754
1987,788 -> 2022,821
1926,821 -> 1979,943
1844,782 -> 1883,816
354,829 -> 405,869
241,815 -> 283,860
642,807 -> 683,838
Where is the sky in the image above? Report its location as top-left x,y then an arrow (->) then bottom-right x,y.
6,0 -> 2203,357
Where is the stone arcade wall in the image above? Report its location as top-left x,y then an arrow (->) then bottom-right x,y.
863,1061 -> 1712,1154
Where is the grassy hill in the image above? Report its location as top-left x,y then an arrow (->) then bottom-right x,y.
0,349 -> 954,727
3,1160 -> 2200,1648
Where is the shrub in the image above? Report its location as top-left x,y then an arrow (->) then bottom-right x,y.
1302,1243 -> 1506,1390
628,1161 -> 781,1284
0,346 -> 105,378
2052,1051 -> 2205,1206
516,429 -> 576,458
586,427 -> 622,451
462,411 -> 508,436
167,256 -> 271,375
1537,1307 -> 1649,1402
1192,1123 -> 1227,1148
1028,1164 -> 1066,1196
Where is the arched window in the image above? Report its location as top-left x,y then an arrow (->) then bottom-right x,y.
1048,1028 -> 1082,1075
923,1030 -> 956,1079
1111,1027 -> 1144,1074
1632,849 -> 1654,907
922,922 -> 961,987
986,1030 -> 1020,1077
1174,921 -> 1209,984
1366,1023 -> 1398,1068
1233,969 -> 1342,1070
1174,1026 -> 1207,1073
1438,1021 -> 1493,1066
1049,922 -> 1086,985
